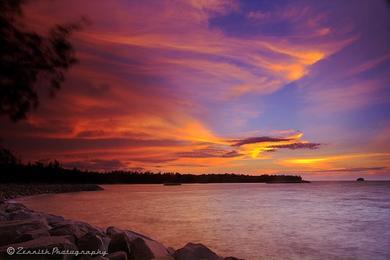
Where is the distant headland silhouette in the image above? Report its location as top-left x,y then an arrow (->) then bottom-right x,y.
0,147 -> 307,184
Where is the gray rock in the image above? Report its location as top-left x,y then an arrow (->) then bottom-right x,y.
78,232 -> 108,252
108,232 -> 139,259
173,243 -> 222,260
102,236 -> 111,251
8,209 -> 45,221
106,227 -> 153,242
2,202 -> 28,213
15,228 -> 51,243
49,220 -> 104,241
107,227 -> 171,260
49,222 -> 83,238
126,231 -> 170,259
46,214 -> 65,226
0,219 -> 49,246
106,226 -> 126,237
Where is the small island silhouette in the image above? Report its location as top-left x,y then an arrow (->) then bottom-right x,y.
356,177 -> 365,182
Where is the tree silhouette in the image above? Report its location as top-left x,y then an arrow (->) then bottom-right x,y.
0,0 -> 81,121
0,146 -> 20,165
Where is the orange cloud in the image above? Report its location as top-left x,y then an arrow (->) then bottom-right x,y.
281,153 -> 390,170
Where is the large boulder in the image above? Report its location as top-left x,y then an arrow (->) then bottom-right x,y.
15,228 -> 51,243
0,202 -> 28,213
108,232 -> 151,260
173,243 -> 222,260
107,227 -> 171,260
77,232 -> 110,252
45,214 -> 65,226
0,219 -> 49,246
49,220 -> 105,241
7,209 -> 46,221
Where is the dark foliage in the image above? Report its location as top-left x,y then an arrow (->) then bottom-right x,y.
0,148 -> 303,184
0,147 -> 20,165
0,0 -> 80,121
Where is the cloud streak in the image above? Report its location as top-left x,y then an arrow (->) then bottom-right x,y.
231,136 -> 291,147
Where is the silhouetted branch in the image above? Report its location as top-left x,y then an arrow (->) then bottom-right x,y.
0,0 -> 83,121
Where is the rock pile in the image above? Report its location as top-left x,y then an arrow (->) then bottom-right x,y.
0,202 -> 241,260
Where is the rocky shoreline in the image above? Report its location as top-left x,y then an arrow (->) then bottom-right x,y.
0,184 -> 104,201
0,185 -> 240,260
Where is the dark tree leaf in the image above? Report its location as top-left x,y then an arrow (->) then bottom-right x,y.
0,0 -> 82,121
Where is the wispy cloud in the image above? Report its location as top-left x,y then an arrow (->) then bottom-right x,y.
231,136 -> 291,147
269,142 -> 320,150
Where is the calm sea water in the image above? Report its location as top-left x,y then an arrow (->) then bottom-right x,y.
17,182 -> 390,259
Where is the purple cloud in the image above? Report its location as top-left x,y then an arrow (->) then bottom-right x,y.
231,136 -> 291,147
270,142 -> 321,150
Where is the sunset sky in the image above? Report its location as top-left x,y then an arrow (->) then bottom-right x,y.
1,0 -> 389,180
